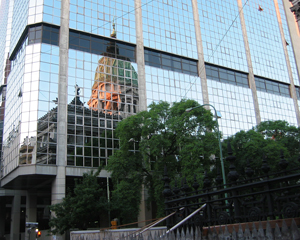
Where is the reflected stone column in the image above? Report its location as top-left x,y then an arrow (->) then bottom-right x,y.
237,0 -> 261,125
191,0 -> 209,105
10,193 -> 21,240
51,0 -> 69,239
0,197 -> 5,238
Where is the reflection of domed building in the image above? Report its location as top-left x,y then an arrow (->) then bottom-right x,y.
87,25 -> 139,117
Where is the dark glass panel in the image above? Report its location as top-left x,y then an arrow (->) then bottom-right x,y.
150,51 -> 160,59
280,86 -> 290,96
85,157 -> 92,167
162,53 -> 171,60
164,65 -> 173,71
162,57 -> 172,67
52,27 -> 59,33
205,67 -> 212,77
211,70 -> 219,79
93,158 -> 99,167
219,71 -> 228,80
272,84 -> 279,93
149,54 -> 161,64
43,25 -> 51,32
36,30 -> 42,39
51,32 -> 59,43
173,61 -> 181,69
182,62 -> 189,71
80,34 -> 90,40
228,74 -> 235,82
90,41 -> 104,53
144,53 -> 149,62
149,62 -> 160,68
29,31 -> 36,41
80,38 -> 90,49
43,38 -> 51,44
182,59 -> 190,64
43,28 -> 51,40
190,65 -> 197,75
256,79 -> 265,90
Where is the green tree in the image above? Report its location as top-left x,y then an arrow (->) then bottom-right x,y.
48,168 -> 109,235
106,99 -> 220,223
224,120 -> 300,176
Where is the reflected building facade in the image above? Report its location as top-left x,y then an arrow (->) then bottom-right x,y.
0,0 -> 300,238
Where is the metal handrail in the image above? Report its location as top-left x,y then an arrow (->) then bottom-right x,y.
160,203 -> 206,238
136,207 -> 185,236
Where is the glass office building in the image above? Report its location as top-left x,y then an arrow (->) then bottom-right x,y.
0,0 -> 299,238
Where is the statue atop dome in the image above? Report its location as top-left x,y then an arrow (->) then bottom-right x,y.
110,18 -> 116,38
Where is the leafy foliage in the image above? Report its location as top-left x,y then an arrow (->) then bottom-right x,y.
224,120 -> 300,176
107,99 -> 220,222
48,168 -> 109,235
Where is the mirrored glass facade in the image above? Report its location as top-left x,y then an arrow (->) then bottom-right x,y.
70,0 -> 136,42
243,0 -> 290,83
43,0 -> 61,25
0,0 -> 300,234
0,0 -> 299,175
198,0 -> 248,72
277,0 -> 300,86
67,48 -> 138,167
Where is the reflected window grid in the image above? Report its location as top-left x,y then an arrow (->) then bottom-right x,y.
9,0 -> 29,57
258,91 -> 298,126
198,0 -> 248,72
277,0 -> 300,86
28,0 -> 44,24
69,0 -> 136,43
243,0 -> 289,83
67,49 -> 138,167
145,66 -> 203,106
142,0 -> 197,59
2,40 -> 28,175
0,0 -> 11,86
207,79 -> 256,137
43,0 -> 61,25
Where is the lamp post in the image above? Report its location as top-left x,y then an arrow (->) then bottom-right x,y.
186,104 -> 226,190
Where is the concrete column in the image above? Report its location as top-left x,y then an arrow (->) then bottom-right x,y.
137,185 -> 152,228
283,0 -> 300,84
51,0 -> 69,239
237,0 -> 261,125
25,190 -> 37,240
191,0 -> 209,105
135,0 -> 147,111
274,0 -> 300,126
52,0 -> 69,204
0,197 -> 5,239
26,190 -> 37,222
135,0 -> 152,227
10,193 -> 21,240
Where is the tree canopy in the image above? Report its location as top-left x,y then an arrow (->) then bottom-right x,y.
223,120 -> 300,176
48,168 -> 109,235
106,99 -> 220,223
